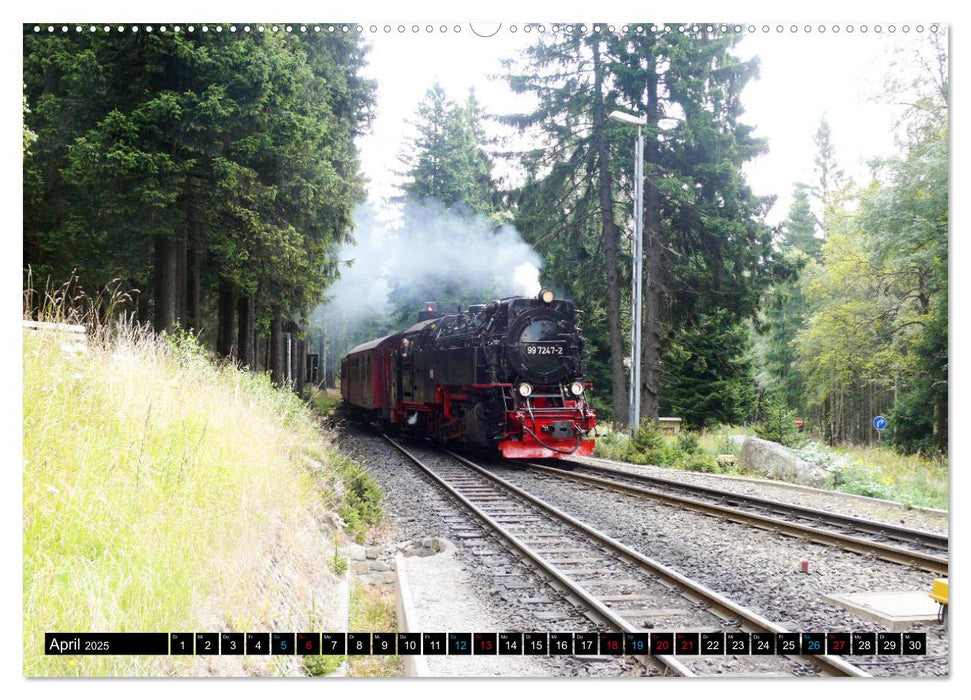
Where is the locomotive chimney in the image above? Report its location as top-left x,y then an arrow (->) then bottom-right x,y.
417,301 -> 438,322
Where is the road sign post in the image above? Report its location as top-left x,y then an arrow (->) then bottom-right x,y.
872,415 -> 887,446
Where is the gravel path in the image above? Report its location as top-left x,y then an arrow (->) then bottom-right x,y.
402,543 -> 577,677
576,456 -> 948,535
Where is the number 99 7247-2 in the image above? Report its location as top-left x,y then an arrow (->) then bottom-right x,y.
525,344 -> 563,355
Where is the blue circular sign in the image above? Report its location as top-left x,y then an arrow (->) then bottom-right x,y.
873,415 -> 888,431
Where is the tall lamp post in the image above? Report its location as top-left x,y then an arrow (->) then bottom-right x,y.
608,109 -> 646,431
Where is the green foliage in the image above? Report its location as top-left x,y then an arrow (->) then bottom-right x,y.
23,317 -> 349,675
782,182 -> 822,260
505,26 -> 786,424
677,430 -> 699,454
303,653 -> 344,677
753,41 -> 948,456
888,377 -> 940,454
755,395 -> 804,448
329,545 -> 349,577
675,451 -> 721,474
662,310 -> 756,429
23,26 -> 374,340
329,454 -> 383,543
398,83 -> 498,218
22,90 -> 36,154
626,422 -> 664,464
594,424 -> 729,474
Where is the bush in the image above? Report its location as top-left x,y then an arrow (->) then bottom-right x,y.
677,431 -> 700,454
675,452 -> 721,473
755,395 -> 805,448
626,422 -> 667,465
328,454 -> 383,542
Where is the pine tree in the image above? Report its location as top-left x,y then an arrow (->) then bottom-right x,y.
23,26 -> 373,376
398,83 -> 497,217
782,182 -> 821,259
609,28 -> 785,423
662,309 -> 756,429
812,117 -> 847,219
502,30 -> 631,423
505,27 -> 785,425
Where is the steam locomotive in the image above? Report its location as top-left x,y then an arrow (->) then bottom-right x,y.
340,290 -> 596,459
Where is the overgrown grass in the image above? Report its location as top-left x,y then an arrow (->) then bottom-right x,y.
315,452 -> 383,543
803,443 -> 948,509
309,388 -> 342,416
346,582 -> 404,678
23,313 -> 368,676
594,422 -> 947,510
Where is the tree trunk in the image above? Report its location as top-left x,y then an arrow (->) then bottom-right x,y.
176,236 -> 187,327
216,278 -> 235,358
185,240 -> 201,333
270,313 -> 284,386
153,235 -> 178,334
640,59 -> 662,424
133,278 -> 150,327
237,294 -> 255,369
591,39 -> 630,427
319,324 -> 328,388
295,338 -> 306,397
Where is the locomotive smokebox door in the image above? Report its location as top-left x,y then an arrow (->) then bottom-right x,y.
550,421 -> 574,439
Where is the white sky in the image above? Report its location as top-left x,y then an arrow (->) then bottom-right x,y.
357,25 -> 939,225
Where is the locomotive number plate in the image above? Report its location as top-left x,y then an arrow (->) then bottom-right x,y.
525,344 -> 564,355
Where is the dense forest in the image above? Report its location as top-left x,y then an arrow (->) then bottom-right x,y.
23,25 -> 947,456
23,26 -> 374,388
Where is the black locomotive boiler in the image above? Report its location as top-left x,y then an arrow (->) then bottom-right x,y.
340,289 -> 597,458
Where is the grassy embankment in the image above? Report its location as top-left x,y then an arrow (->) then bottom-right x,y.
593,424 -> 947,509
23,320 -> 381,676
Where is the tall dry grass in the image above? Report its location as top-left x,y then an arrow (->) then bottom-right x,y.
23,288 -> 359,676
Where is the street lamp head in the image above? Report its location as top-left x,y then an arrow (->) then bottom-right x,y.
608,110 -> 647,126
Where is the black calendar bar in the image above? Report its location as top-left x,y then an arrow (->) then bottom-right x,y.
45,633 -> 169,655
44,631 -> 928,656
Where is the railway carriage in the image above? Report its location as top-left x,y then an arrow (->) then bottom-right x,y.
340,290 -> 596,459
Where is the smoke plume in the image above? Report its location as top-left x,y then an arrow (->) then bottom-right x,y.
318,200 -> 543,326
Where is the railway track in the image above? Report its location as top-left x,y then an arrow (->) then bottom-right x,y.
524,459 -> 948,576
384,436 -> 870,677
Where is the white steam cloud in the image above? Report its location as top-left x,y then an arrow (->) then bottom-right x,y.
320,200 -> 543,323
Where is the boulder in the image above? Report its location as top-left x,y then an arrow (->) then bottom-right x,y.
737,437 -> 831,487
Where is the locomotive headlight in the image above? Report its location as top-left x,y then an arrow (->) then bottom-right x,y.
518,383 -> 533,398
569,381 -> 585,396
538,288 -> 555,304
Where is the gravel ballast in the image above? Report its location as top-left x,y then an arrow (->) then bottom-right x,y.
337,427 -> 645,678
576,456 -> 948,535
493,464 -> 948,678
337,428 -> 947,678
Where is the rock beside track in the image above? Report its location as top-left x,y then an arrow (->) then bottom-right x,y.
739,437 -> 832,487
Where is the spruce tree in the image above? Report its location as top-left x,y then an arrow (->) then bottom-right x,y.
398,83 -> 497,217
506,26 -> 786,425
